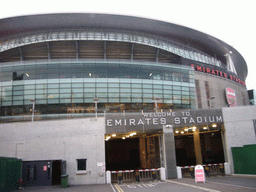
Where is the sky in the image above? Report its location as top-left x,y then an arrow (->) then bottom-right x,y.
1,0 -> 255,90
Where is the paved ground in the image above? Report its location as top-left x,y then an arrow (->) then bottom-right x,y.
12,175 -> 256,192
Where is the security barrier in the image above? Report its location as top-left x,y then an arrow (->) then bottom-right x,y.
178,163 -> 224,178
110,168 -> 160,183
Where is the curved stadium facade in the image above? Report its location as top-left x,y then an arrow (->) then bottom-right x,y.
0,13 -> 249,117
1,13 -> 255,187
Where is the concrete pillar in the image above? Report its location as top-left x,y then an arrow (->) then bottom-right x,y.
160,167 -> 166,181
176,166 -> 182,179
193,129 -> 202,165
106,171 -> 111,184
163,125 -> 177,179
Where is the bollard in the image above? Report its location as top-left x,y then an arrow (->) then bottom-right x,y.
160,167 -> 166,181
152,171 -> 157,180
205,166 -> 210,177
220,165 -> 225,176
189,167 -> 194,179
135,171 -> 140,183
118,173 -> 122,184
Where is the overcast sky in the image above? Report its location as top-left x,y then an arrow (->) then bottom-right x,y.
1,0 -> 255,90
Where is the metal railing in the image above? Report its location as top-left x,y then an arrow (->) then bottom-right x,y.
110,168 -> 160,183
179,163 -> 225,178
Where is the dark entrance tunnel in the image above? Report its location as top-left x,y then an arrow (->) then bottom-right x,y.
105,138 -> 140,171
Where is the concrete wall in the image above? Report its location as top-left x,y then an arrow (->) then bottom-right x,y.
195,72 -> 249,109
222,105 -> 256,174
0,117 -> 105,185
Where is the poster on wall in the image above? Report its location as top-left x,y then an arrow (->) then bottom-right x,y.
225,88 -> 237,107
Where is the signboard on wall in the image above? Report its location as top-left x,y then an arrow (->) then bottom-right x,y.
105,109 -> 223,133
225,88 -> 237,107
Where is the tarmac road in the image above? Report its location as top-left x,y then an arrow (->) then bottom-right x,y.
12,175 -> 256,192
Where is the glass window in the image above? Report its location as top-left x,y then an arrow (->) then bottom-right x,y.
132,84 -> 142,88
73,93 -> 83,98
143,89 -> 152,93
13,96 -> 23,100
36,89 -> 47,94
48,84 -> 59,89
84,92 -> 95,97
25,85 -> 36,89
36,94 -> 47,99
97,93 -> 107,97
108,83 -> 119,88
24,95 -> 36,100
173,90 -> 181,95
72,88 -> 83,93
60,83 -> 71,88
60,89 -> 71,93
153,89 -> 163,94
36,99 -> 47,104
132,89 -> 142,93
143,84 -> 152,89
13,91 -> 24,96
97,88 -> 107,92
120,93 -> 131,97
72,83 -> 83,88
60,94 -> 71,98
108,88 -> 119,92
60,99 -> 71,103
108,98 -> 119,103
120,98 -> 131,102
48,99 -> 60,104
48,89 -> 59,94
13,101 -> 23,105
108,93 -> 120,97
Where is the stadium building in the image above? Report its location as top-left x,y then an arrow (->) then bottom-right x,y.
0,13 -> 255,187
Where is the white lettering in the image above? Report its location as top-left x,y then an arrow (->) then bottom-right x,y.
115,119 -> 122,126
197,117 -> 202,123
182,117 -> 188,123
145,118 -> 151,125
160,118 -> 166,125
209,116 -> 215,122
137,119 -> 144,125
189,117 -> 195,123
216,116 -> 222,122
174,117 -> 180,124
107,119 -> 113,126
153,118 -> 158,125
130,119 -> 136,125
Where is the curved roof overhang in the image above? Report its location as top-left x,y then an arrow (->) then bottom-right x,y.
0,13 -> 248,79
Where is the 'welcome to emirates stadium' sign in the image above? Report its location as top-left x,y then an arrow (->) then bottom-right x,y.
105,109 -> 223,134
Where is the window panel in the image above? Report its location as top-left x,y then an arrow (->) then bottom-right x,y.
48,99 -> 60,104
48,84 -> 59,89
108,98 -> 119,102
48,89 -> 59,94
36,94 -> 47,99
60,89 -> 71,93
60,94 -> 71,98
13,101 -> 23,105
36,89 -> 47,94
25,85 -> 36,90
60,83 -> 71,88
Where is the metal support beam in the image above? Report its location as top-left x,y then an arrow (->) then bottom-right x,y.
104,41 -> 107,60
131,43 -> 134,62
47,42 -> 51,60
156,48 -> 159,63
19,47 -> 24,61
75,41 -> 79,60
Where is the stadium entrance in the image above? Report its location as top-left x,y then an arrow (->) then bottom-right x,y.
105,132 -> 161,171
174,124 -> 225,166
